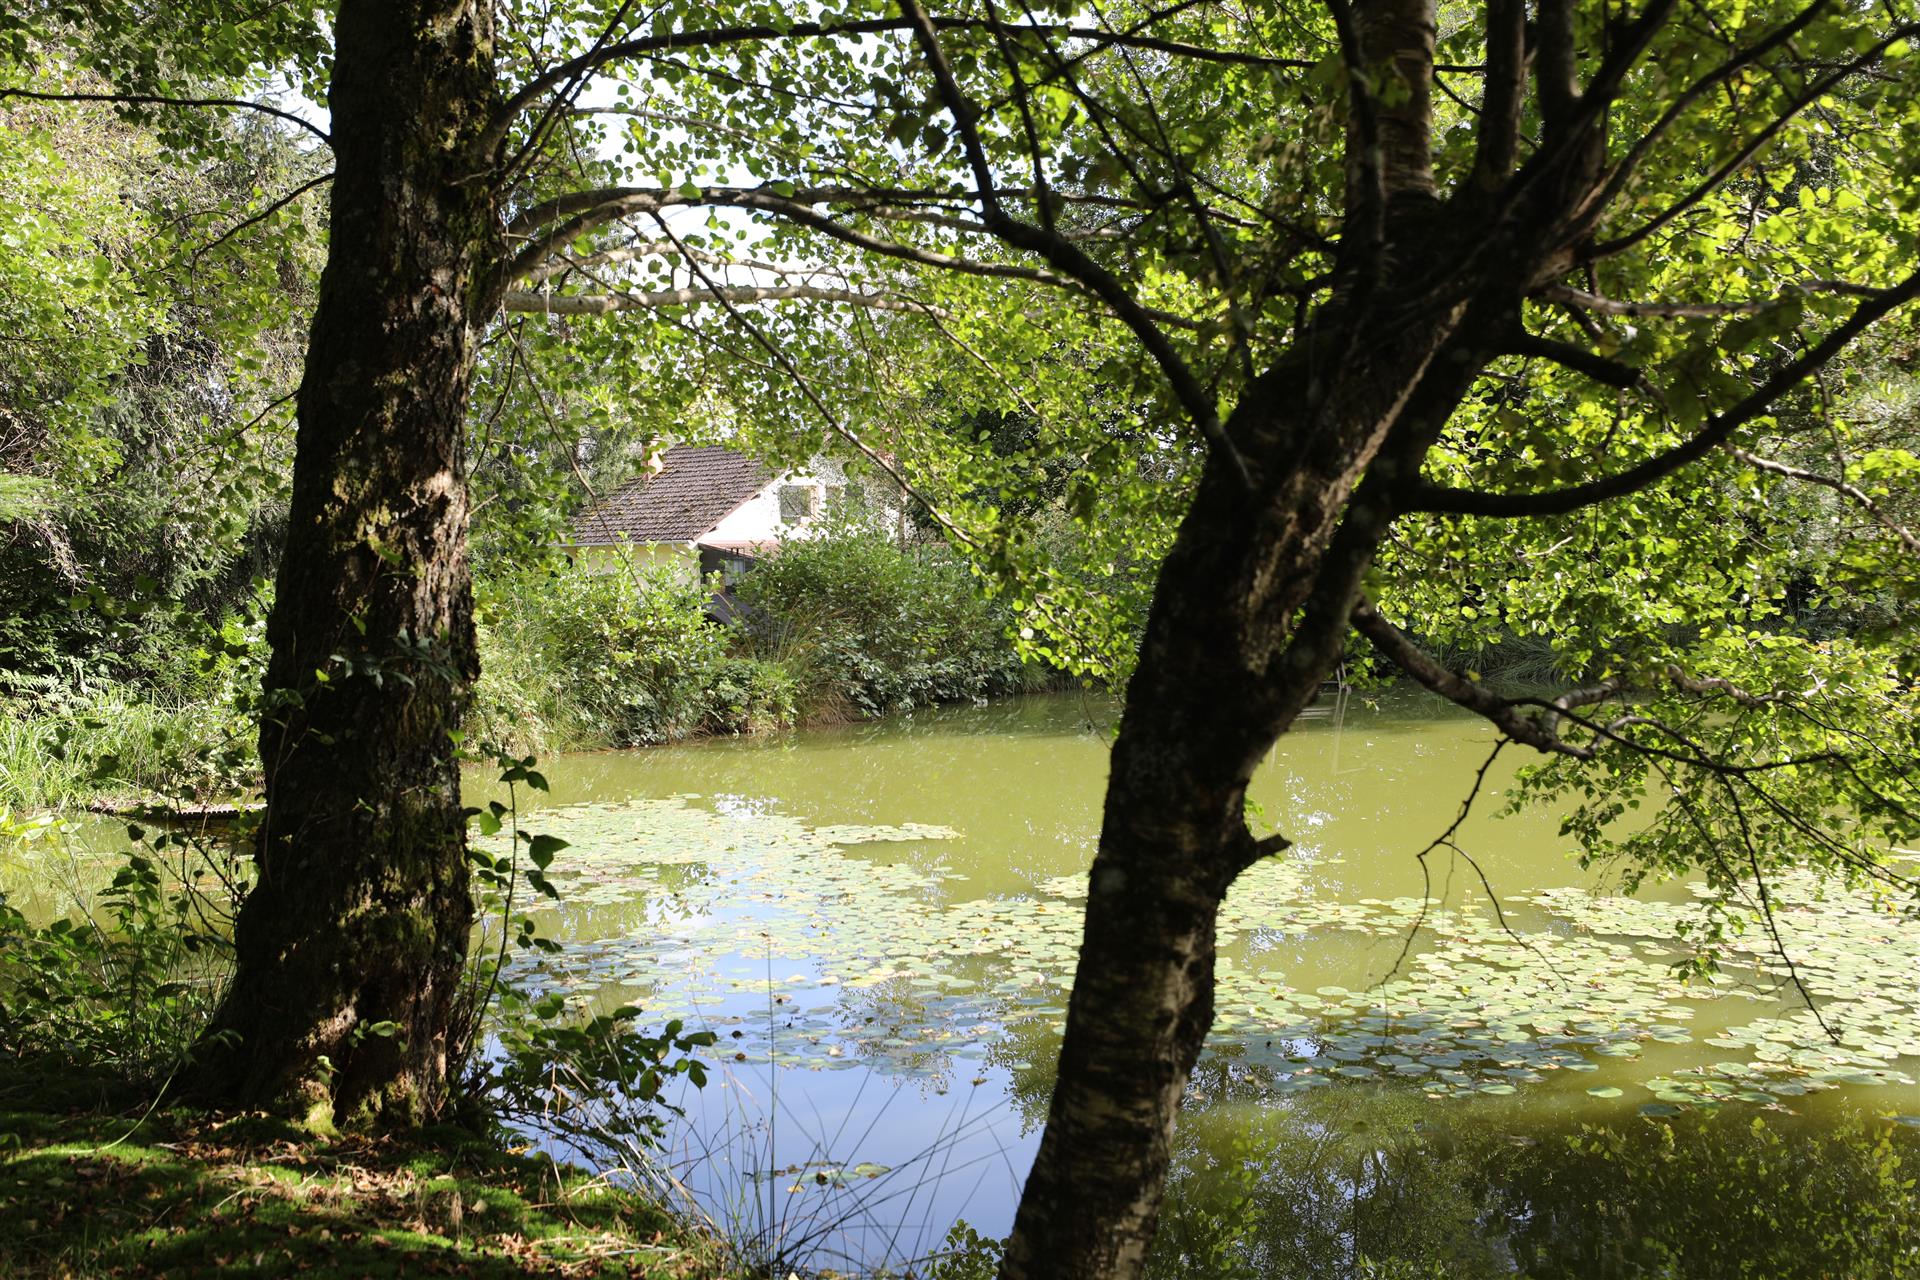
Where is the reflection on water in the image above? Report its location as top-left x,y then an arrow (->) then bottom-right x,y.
28,690 -> 1920,1275
474,690 -> 1920,1274
1155,1078 -> 1920,1279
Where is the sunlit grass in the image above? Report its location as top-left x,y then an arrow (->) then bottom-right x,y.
0,1083 -> 736,1279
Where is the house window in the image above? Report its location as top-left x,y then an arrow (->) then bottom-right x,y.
777,484 -> 817,522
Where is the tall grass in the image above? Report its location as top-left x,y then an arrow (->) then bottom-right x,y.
0,688 -> 253,811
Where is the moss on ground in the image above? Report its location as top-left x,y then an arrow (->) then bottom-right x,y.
0,1068 -> 732,1279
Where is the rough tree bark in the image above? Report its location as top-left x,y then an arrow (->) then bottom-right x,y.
193,0 -> 500,1126
998,0 -> 1601,1272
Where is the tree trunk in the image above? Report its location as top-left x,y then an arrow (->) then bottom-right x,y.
996,406 -> 1392,1274
193,0 -> 498,1127
1000,205 -> 1508,1280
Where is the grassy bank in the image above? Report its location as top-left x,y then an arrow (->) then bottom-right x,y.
0,1075 -> 734,1279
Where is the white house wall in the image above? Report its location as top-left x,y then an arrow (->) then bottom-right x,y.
703,458 -> 860,548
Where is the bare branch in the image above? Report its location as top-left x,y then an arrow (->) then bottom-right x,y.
524,240 -> 799,284
1381,738 -> 1510,984
184,169 -> 332,265
498,184 -> 1207,334
643,213 -> 981,555
1539,284 -> 1777,319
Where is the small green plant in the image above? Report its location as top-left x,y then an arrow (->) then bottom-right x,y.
918,1220 -> 1006,1279
480,995 -> 715,1166
0,810 -> 245,1081
452,748 -> 716,1176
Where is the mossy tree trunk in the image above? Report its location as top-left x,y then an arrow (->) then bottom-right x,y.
194,0 -> 500,1127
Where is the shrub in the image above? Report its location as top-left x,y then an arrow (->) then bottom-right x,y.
735,531 -> 1025,716
475,560 -> 765,750
707,655 -> 799,735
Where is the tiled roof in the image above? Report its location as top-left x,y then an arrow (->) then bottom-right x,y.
569,445 -> 769,546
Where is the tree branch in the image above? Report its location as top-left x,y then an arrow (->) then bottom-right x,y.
0,87 -> 331,146
1732,447 -> 1920,557
1586,0 -> 1835,226
1533,0 -> 1579,140
899,0 -> 1248,486
1539,283 -> 1776,319
1352,598 -> 1593,758
1590,20 -> 1917,260
483,7 -> 1316,157
184,169 -> 333,265
500,284 -> 943,315
497,184 -> 1201,330
1409,271 -> 1920,518
1504,329 -> 1647,390
1470,0 -> 1526,192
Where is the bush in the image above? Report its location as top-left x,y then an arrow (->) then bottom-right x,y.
735,531 -> 1026,716
475,561 -> 771,750
473,531 -> 1042,752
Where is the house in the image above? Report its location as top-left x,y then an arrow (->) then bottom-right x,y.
564,444 -> 860,590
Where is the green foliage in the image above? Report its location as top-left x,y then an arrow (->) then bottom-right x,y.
474,532 -> 1027,755
0,586 -> 268,811
475,560 -> 744,749
0,32 -> 319,690
0,685 -> 255,812
736,529 -> 1029,717
0,817 -> 244,1082
480,997 -> 715,1166
919,1220 -> 1006,1280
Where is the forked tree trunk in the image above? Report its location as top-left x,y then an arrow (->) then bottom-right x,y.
1000,24 -> 1517,1246
193,0 -> 499,1127
997,396 -> 1424,1278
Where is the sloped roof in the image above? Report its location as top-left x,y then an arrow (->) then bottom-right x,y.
569,445 -> 769,546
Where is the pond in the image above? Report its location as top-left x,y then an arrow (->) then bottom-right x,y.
473,689 -> 1920,1276
18,689 -> 1920,1276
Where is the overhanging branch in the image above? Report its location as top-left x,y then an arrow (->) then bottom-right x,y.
1352,598 -> 1594,758
0,86 -> 331,146
501,284 -> 943,315
1409,271 -> 1920,518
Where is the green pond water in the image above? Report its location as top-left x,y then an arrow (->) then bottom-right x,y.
24,689 -> 1920,1275
466,689 -> 1920,1276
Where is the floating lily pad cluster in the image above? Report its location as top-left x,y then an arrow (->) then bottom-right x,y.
491,797 -> 1920,1112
